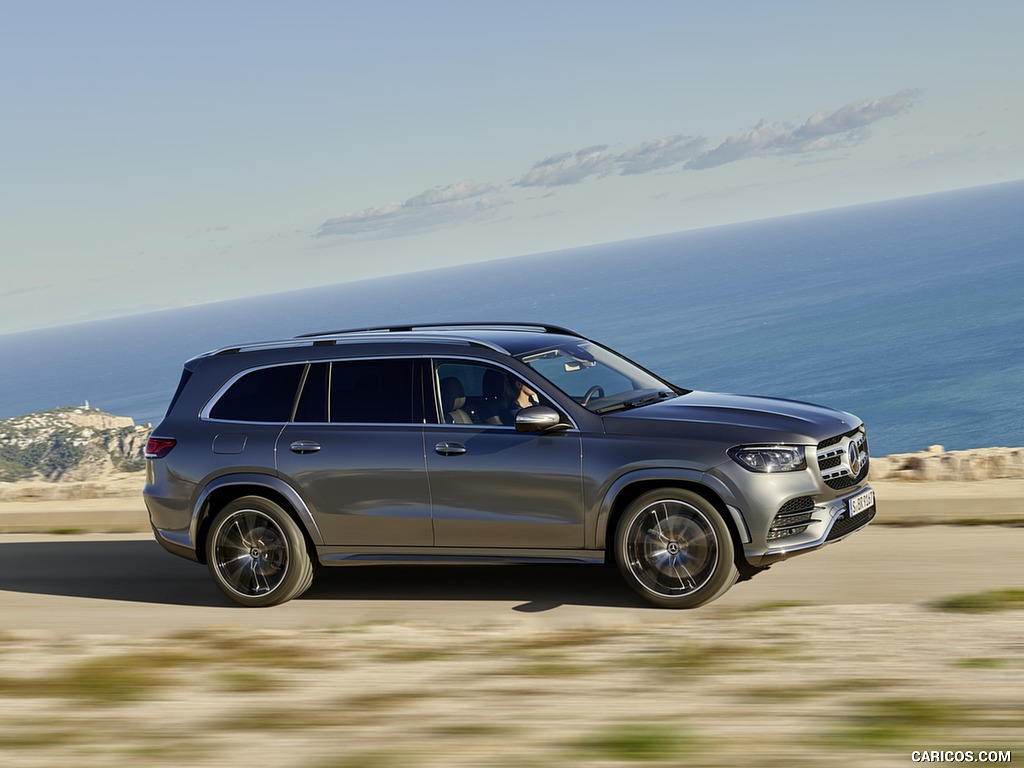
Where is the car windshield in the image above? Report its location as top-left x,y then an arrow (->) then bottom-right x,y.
516,341 -> 681,413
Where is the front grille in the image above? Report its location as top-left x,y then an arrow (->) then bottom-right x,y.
767,496 -> 817,540
825,475 -> 858,490
826,506 -> 876,541
817,434 -> 843,450
817,427 -> 869,490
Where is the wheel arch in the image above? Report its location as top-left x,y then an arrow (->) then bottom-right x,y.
596,471 -> 748,565
192,474 -> 324,564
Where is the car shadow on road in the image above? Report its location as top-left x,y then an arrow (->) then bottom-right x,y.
0,539 -> 226,607
0,539 -> 650,610
304,563 -> 648,610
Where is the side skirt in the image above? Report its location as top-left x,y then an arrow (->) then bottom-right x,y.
318,546 -> 605,567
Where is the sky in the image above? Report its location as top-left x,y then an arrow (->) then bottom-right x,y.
2,1 -> 1022,334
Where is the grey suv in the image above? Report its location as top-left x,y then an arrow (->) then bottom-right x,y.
144,323 -> 875,608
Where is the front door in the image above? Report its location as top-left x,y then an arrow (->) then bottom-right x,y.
425,359 -> 584,549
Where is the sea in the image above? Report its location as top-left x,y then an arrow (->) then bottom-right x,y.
1,180 -> 1022,458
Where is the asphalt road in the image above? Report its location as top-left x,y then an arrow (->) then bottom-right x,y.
1,526 -> 1021,635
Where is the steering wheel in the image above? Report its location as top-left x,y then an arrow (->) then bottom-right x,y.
581,385 -> 605,406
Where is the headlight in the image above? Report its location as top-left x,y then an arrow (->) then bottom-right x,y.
728,445 -> 807,473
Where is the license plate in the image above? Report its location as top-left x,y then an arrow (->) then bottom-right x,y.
848,488 -> 875,517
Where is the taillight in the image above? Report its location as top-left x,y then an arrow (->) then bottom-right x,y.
145,437 -> 177,459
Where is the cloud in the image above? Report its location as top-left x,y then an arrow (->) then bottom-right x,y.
686,89 -> 922,170
615,134 -> 708,175
684,120 -> 778,170
314,89 -> 921,239
404,180 -> 497,207
790,89 -> 920,140
513,136 -> 708,188
315,181 -> 509,238
513,145 -> 614,188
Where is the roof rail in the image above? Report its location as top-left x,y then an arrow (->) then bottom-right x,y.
294,322 -> 581,339
211,327 -> 561,358
202,323 -> 585,358
209,331 -> 514,357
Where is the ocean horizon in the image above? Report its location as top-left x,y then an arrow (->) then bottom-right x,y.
2,180 -> 1022,458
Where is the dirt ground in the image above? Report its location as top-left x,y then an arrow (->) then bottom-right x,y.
0,471 -> 1021,766
0,599 -> 1021,767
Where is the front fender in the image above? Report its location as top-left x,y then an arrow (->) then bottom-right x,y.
591,467 -> 750,550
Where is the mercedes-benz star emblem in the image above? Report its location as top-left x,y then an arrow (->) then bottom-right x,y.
848,442 -> 862,475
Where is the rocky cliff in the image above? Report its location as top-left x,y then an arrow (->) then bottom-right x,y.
0,406 -> 150,483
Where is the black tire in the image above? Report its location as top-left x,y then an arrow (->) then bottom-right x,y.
614,488 -> 738,609
205,495 -> 315,607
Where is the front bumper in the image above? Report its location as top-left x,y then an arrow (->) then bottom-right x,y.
746,483 -> 875,566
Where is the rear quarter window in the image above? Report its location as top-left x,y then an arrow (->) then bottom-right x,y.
208,364 -> 305,422
164,369 -> 193,416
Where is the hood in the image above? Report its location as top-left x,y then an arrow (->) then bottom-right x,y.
602,390 -> 860,445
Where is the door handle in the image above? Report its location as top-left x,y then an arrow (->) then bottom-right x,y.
289,440 -> 322,454
434,441 -> 467,456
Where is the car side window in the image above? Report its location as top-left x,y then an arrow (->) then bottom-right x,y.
433,360 -> 551,427
329,359 -> 418,424
209,364 -> 305,422
293,359 -> 423,424
294,363 -> 328,422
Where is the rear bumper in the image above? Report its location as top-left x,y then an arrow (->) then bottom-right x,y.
151,523 -> 201,562
144,488 -> 200,562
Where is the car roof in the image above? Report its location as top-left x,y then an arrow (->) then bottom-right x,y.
196,322 -> 590,362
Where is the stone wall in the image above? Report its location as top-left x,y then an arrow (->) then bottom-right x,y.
869,446 -> 1024,482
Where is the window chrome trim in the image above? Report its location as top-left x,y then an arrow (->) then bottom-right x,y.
280,420 -> 427,428
200,354 -> 579,430
427,421 -> 579,433
201,354 -> 506,427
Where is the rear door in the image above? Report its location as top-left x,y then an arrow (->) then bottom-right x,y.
276,358 -> 432,546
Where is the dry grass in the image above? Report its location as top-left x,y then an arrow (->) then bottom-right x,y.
931,588 -> 1024,613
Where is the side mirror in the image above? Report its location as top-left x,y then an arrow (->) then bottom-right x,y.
515,406 -> 572,433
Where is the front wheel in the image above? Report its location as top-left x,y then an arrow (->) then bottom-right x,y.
614,489 -> 738,609
205,496 -> 315,607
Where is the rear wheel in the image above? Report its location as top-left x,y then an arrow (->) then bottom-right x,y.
615,488 -> 738,608
205,496 -> 314,607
